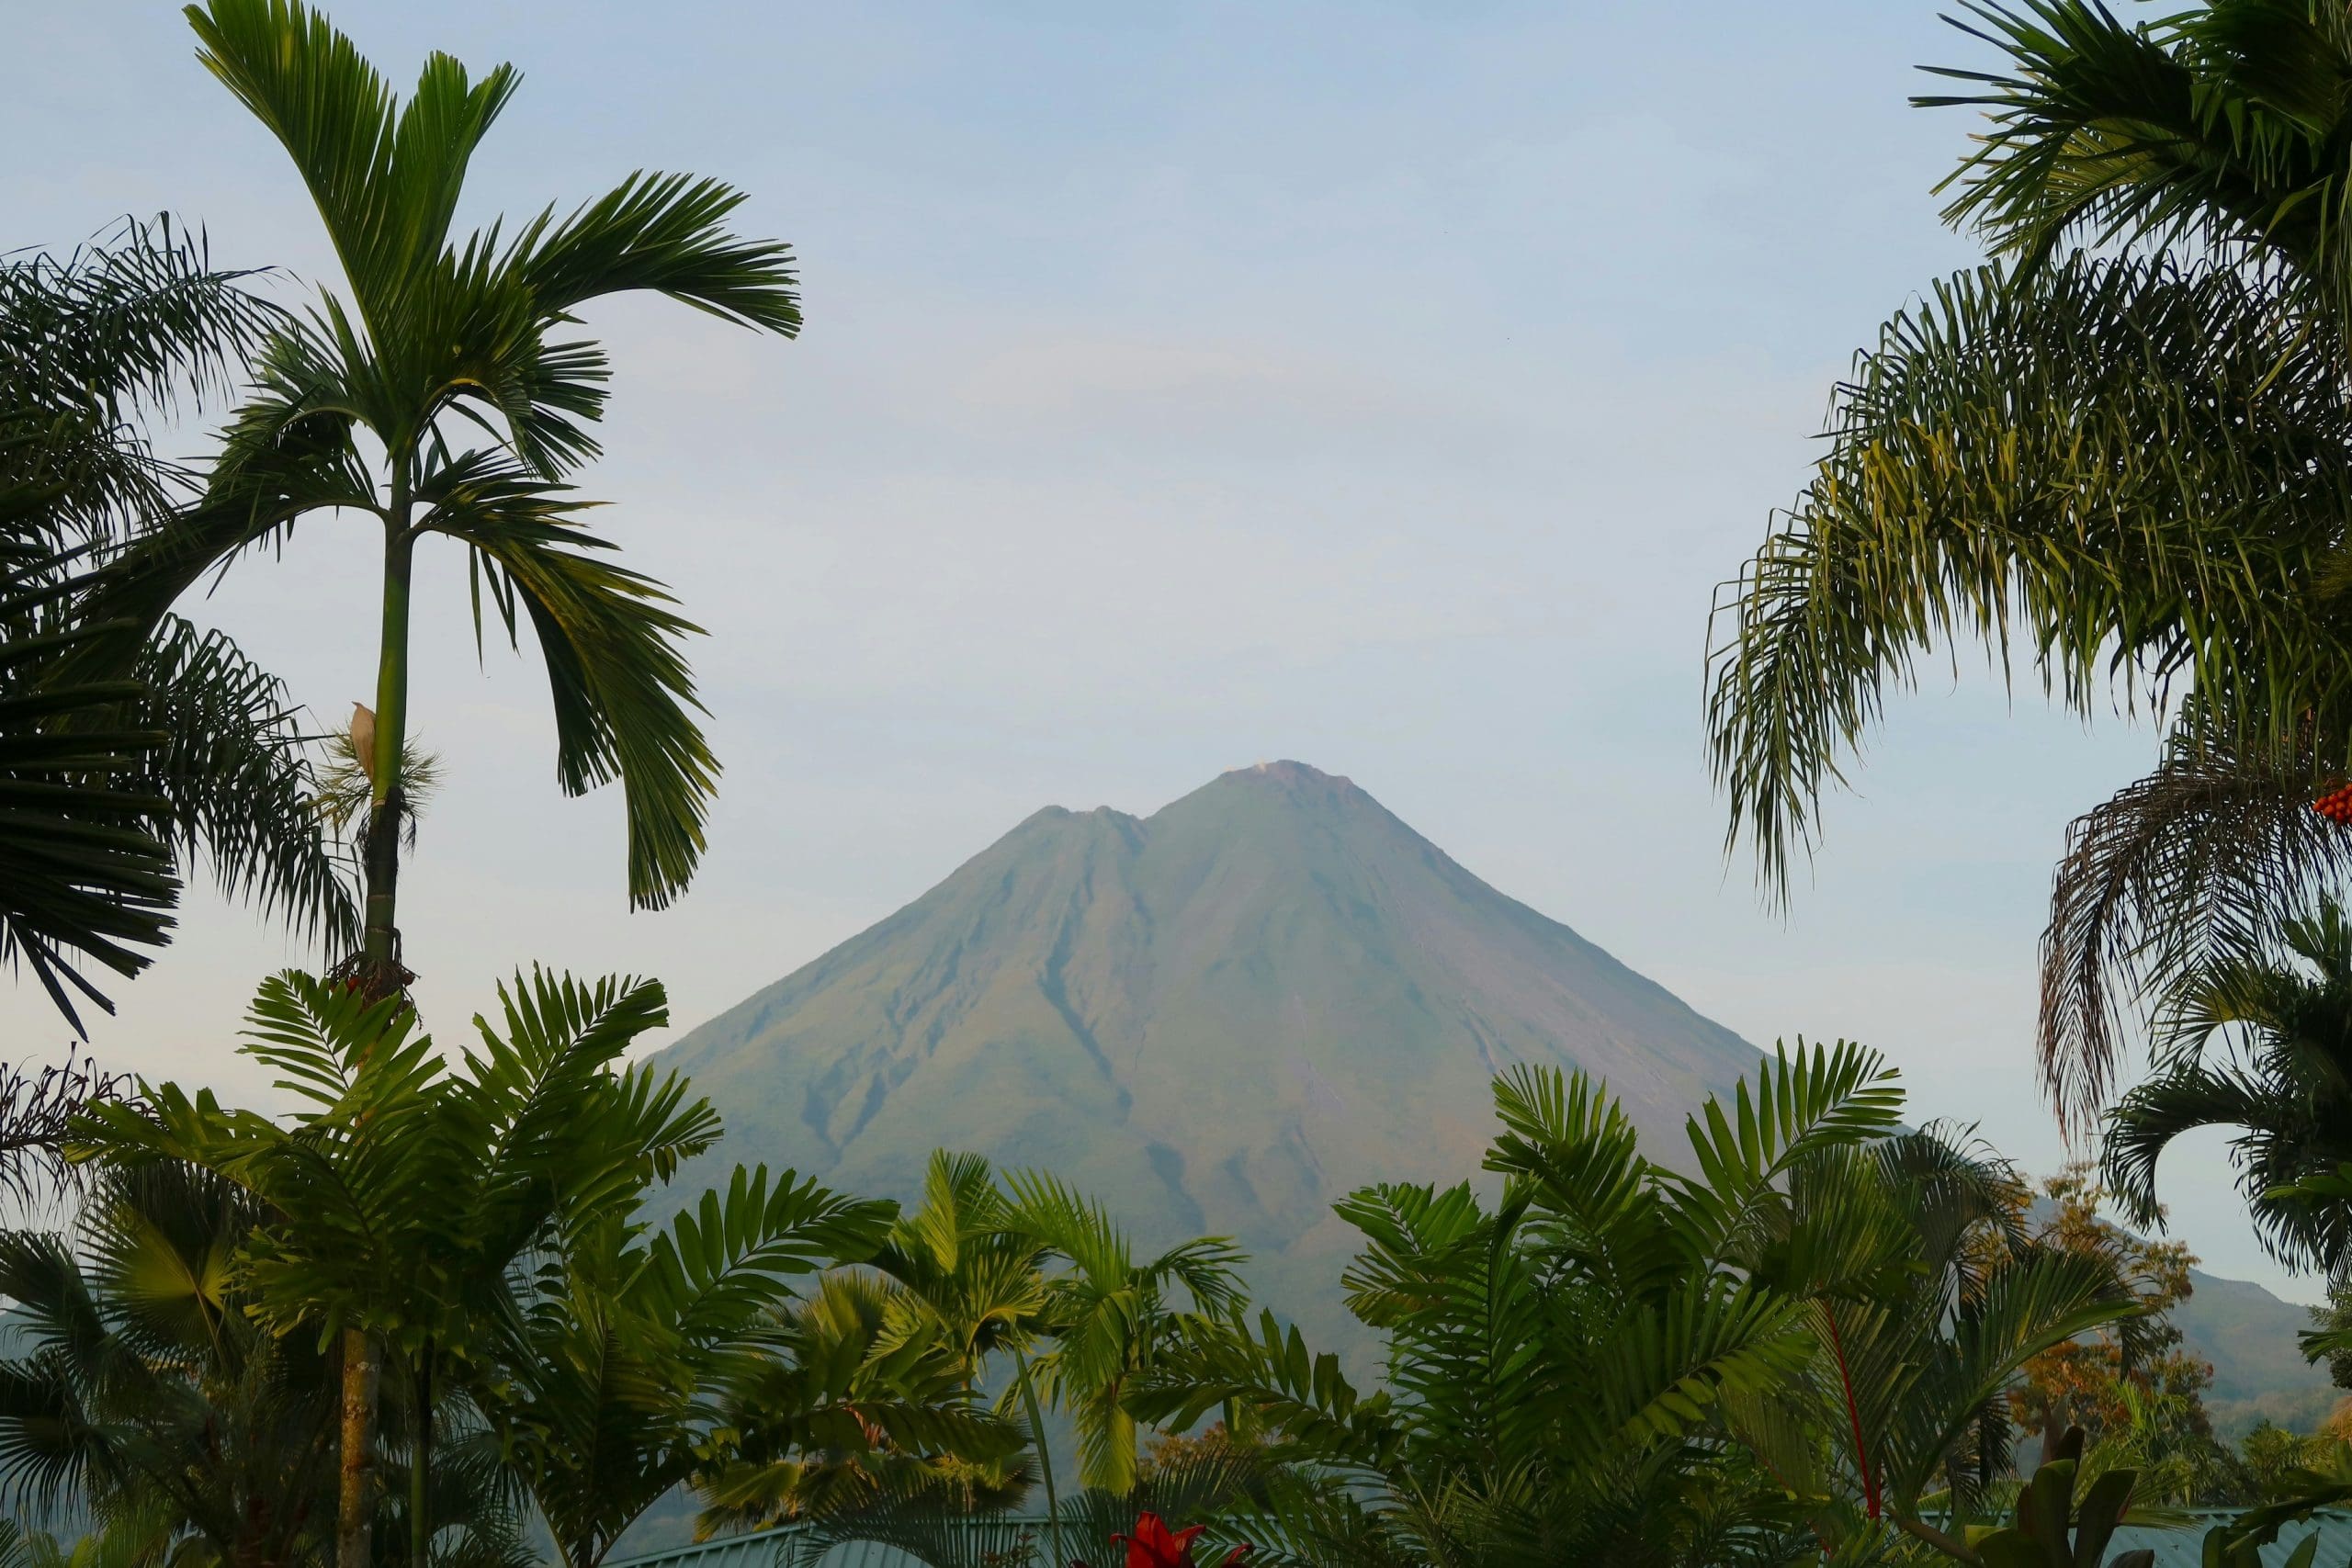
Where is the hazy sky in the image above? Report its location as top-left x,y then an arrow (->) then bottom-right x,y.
6,5 -> 2281,1292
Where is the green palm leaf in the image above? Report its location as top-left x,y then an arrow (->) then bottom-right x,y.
0,220 -> 336,1030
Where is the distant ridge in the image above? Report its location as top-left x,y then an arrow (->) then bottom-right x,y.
655,761 -> 1767,1348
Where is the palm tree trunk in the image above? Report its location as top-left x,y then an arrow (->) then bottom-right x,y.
338,1325 -> 381,1568
361,519 -> 413,981
343,507 -> 414,1568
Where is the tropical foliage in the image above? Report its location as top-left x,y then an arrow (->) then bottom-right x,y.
0,220 -> 350,1029
1122,1045 -> 2137,1567
2103,897 -> 2352,1279
19,1014 -> 2231,1568
1703,0 -> 2352,1130
0,1162 -> 345,1565
53,966 -> 912,1568
14,2 -> 807,1557
696,1150 -> 1250,1560
1991,1168 -> 2244,1506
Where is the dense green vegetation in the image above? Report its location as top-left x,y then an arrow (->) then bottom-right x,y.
8,1004 -> 2339,1567
17,1 -> 2352,1565
1701,0 -> 2352,1562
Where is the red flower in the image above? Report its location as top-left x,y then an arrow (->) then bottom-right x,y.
1069,1511 -> 1252,1568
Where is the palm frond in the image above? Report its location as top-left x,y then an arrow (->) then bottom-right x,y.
1708,253 -> 2352,902
510,170 -> 800,334
134,615 -> 356,952
2039,708 -> 2352,1128
419,457 -> 715,908
187,0 -> 519,339
0,1050 -> 132,1213
1919,2 -> 2352,299
0,215 -> 277,546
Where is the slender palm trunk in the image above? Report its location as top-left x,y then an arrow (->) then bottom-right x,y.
1012,1347 -> 1061,1568
1823,1308 -> 1880,1519
343,502 -> 414,1568
337,1325 -> 381,1568
362,515 -> 413,979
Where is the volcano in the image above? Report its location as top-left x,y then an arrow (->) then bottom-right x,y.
653,761 -> 1766,1343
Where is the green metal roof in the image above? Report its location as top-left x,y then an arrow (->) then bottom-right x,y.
605,1531 -> 790,1568
605,1519 -> 1049,1568
2100,1511 -> 2352,1567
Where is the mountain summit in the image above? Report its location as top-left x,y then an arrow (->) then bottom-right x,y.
655,761 -> 1765,1339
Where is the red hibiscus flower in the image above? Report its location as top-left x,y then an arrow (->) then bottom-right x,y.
1069,1510 -> 1251,1568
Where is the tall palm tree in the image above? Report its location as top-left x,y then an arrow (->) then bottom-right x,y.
78,0 -> 800,997
2100,897 -> 2352,1276
1704,0 -> 2352,1131
1,220 -> 355,1027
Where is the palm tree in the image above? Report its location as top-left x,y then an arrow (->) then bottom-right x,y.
849,1153 -> 1066,1554
729,1153 -> 1247,1566
477,1169 -> 902,1568
71,967 -> 734,1568
1714,1125 -> 2140,1559
1130,1050 -> 1838,1566
0,1158 -> 533,1568
0,1161 -> 345,1564
693,1271 -> 1029,1533
1,220 -> 355,1027
78,0 -> 800,996
868,1154 -> 1057,1388
1703,0 -> 2352,1131
2100,897 -> 2352,1276
72,966 -> 919,1568
68,6 -> 797,1554
1003,1172 -> 1249,1500
1133,1045 -> 2133,1567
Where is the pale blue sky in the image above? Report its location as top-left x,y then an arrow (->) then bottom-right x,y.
5,4 -> 2264,1288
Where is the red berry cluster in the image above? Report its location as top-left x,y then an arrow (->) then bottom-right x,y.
2317,783 -> 2352,824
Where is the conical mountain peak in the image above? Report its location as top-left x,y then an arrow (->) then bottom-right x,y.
657,763 -> 1762,1349
1216,758 -> 1358,792
1188,758 -> 1381,815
